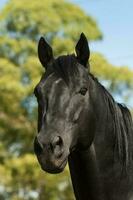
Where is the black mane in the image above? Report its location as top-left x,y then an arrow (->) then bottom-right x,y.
90,73 -> 133,170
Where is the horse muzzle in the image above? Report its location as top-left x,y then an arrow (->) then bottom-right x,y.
34,136 -> 68,173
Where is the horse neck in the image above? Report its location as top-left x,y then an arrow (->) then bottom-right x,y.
88,75 -> 114,142
89,76 -> 133,167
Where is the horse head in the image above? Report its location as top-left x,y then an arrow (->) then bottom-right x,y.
34,33 -> 94,173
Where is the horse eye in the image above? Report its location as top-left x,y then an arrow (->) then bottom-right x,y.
79,87 -> 87,95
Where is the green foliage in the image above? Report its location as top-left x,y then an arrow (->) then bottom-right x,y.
0,0 -> 132,199
0,154 -> 74,200
0,0 -> 102,41
90,53 -> 133,100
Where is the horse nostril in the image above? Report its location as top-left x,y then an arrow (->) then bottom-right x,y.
50,136 -> 63,157
34,136 -> 43,155
53,136 -> 63,148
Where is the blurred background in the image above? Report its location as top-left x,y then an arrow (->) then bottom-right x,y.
0,0 -> 133,199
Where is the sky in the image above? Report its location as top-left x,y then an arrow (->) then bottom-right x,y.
0,0 -> 133,69
72,0 -> 133,69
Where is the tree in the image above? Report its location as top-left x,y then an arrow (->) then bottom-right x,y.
91,53 -> 133,102
0,0 -> 132,199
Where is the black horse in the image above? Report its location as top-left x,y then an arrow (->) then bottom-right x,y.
34,33 -> 133,200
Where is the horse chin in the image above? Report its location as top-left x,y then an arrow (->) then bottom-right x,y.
39,157 -> 68,174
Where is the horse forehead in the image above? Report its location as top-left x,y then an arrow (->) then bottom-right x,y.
37,74 -> 64,95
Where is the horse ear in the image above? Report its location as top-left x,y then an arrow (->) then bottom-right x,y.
38,37 -> 53,69
75,33 -> 90,67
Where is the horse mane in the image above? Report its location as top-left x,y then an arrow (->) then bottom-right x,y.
90,73 -> 133,170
